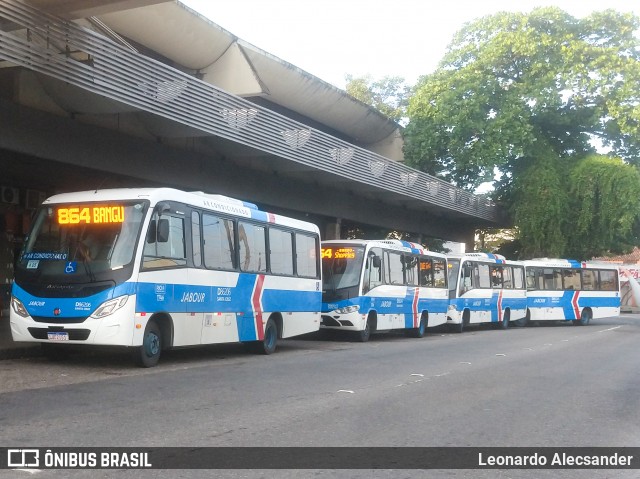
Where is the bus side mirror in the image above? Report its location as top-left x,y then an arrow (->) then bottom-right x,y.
156,219 -> 170,243
372,256 -> 381,268
146,218 -> 170,243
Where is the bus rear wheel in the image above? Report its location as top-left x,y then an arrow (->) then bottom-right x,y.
574,308 -> 592,326
135,321 -> 162,368
500,310 -> 510,329
256,318 -> 278,354
407,316 -> 427,338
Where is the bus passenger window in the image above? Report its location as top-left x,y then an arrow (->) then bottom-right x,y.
460,263 -> 473,294
599,270 -> 617,291
203,214 -> 236,270
433,259 -> 447,288
238,222 -> 267,273
490,266 -> 503,288
269,228 -> 294,275
386,251 -> 404,285
420,259 -> 434,287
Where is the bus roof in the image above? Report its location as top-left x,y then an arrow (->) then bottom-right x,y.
321,239 -> 447,258
523,258 -> 619,270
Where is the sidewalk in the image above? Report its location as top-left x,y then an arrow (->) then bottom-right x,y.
0,308 -> 41,360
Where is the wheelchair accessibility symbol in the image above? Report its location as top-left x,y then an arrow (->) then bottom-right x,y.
65,261 -> 77,274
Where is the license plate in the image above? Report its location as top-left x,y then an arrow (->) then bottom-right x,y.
47,331 -> 69,341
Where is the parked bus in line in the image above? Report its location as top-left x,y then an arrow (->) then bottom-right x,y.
523,259 -> 621,325
320,240 -> 449,341
447,253 -> 527,332
10,188 -> 322,366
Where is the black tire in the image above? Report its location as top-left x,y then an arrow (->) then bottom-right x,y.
500,310 -> 510,329
256,318 -> 278,354
574,308 -> 592,326
407,316 -> 427,338
357,318 -> 371,342
136,321 -> 162,367
41,343 -> 69,361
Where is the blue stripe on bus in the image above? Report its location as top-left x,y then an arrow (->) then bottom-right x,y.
136,281 -> 319,313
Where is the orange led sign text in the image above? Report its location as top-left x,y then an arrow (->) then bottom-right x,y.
57,206 -> 125,225
321,247 -> 356,260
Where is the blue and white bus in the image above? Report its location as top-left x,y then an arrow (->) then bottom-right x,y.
320,240 -> 449,341
523,259 -> 620,325
447,253 -> 527,332
10,188 -> 321,366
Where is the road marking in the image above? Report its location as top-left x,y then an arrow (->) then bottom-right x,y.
337,390 -> 354,394
597,326 -> 622,333
460,361 -> 472,365
496,353 -> 506,357
410,373 -> 424,377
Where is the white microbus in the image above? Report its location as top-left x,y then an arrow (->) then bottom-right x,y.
447,253 -> 527,332
320,240 -> 449,341
10,188 -> 322,366
523,259 -> 621,325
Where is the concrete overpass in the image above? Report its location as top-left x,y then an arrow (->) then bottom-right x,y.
0,0 -> 503,286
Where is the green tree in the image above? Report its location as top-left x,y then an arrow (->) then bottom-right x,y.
567,155 -> 640,258
404,7 -> 640,258
345,74 -> 412,123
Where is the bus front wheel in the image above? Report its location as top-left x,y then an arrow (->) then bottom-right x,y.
357,318 -> 371,342
136,321 -> 162,368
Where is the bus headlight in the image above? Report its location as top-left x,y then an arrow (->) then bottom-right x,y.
335,305 -> 359,314
11,296 -> 29,318
90,296 -> 129,319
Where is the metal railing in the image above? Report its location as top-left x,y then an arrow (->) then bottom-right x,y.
0,0 -> 498,222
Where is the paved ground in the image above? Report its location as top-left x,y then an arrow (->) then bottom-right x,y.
0,307 -> 40,360
1,309 -> 638,360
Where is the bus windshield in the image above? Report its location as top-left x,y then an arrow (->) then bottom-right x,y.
16,201 -> 148,283
321,245 -> 365,300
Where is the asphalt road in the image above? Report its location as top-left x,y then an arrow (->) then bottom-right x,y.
1,315 -> 639,479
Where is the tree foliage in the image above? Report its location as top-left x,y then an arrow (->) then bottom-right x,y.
567,155 -> 640,258
403,7 -> 640,258
345,74 -> 411,123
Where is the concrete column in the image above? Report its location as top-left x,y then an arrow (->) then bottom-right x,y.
325,219 -> 342,240
463,229 -> 477,253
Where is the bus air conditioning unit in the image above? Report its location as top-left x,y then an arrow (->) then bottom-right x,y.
1,186 -> 19,205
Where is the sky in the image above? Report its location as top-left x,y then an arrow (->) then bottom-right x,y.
180,0 -> 639,89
